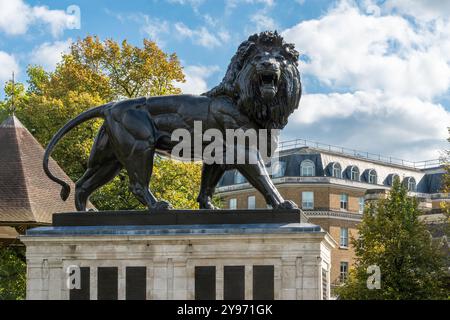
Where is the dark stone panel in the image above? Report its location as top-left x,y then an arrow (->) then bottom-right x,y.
224,266 -> 245,300
97,267 -> 118,300
195,266 -> 216,300
253,265 -> 274,300
322,268 -> 328,300
69,267 -> 90,300
52,209 -> 301,227
126,267 -> 146,300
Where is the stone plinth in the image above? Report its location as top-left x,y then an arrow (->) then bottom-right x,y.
21,210 -> 335,300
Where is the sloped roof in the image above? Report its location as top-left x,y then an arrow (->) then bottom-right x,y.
0,116 -> 78,225
0,226 -> 18,239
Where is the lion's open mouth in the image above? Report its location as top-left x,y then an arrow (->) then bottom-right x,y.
258,71 -> 279,100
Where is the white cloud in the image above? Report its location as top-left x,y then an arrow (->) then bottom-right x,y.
167,0 -> 205,8
249,13 -> 277,32
107,12 -> 170,47
0,51 -> 19,85
109,11 -> 228,49
383,0 -> 450,21
226,0 -> 275,10
281,0 -> 450,160
30,39 -> 72,71
174,23 -> 227,48
0,0 -> 76,37
140,16 -> 170,47
176,65 -> 220,94
284,91 -> 450,160
283,1 -> 450,99
203,14 -> 218,27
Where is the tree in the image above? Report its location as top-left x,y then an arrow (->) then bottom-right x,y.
0,36 -> 210,210
441,129 -> 450,218
0,246 -> 26,300
336,178 -> 449,299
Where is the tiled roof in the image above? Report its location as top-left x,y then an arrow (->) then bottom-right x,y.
0,226 -> 18,239
0,116 -> 78,225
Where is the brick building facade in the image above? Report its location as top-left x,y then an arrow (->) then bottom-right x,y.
216,140 -> 448,288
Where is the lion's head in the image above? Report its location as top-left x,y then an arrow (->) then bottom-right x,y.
204,31 -> 302,129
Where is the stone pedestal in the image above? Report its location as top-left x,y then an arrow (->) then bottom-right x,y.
21,210 -> 336,300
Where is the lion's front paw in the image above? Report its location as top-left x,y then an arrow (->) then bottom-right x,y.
198,195 -> 218,210
204,202 -> 217,210
275,200 -> 298,210
151,200 -> 173,210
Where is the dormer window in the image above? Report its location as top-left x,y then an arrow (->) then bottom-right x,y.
332,162 -> 342,178
300,160 -> 315,177
234,171 -> 246,184
368,169 -> 377,184
389,174 -> 400,186
350,166 -> 360,181
404,177 -> 416,192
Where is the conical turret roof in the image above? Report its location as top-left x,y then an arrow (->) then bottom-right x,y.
0,115 -> 79,225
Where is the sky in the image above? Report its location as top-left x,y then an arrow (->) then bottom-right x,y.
0,0 -> 449,161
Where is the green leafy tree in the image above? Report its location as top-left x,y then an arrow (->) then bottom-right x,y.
336,178 -> 449,300
0,247 -> 26,300
441,129 -> 450,218
0,36 -> 210,210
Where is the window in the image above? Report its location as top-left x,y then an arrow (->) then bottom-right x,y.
340,262 -> 349,283
340,193 -> 348,210
358,197 -> 365,214
340,228 -> 349,248
389,174 -> 400,186
271,161 -> 286,178
229,198 -> 237,209
234,171 -> 246,184
332,162 -> 342,178
368,169 -> 377,184
302,191 -> 314,210
247,196 -> 256,209
350,166 -> 360,181
301,160 -> 315,176
404,177 -> 416,192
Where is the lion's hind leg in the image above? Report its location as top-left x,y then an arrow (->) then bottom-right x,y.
197,163 -> 225,209
75,125 -> 122,211
109,108 -> 172,211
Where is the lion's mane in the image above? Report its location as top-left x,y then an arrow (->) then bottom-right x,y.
204,31 -> 302,129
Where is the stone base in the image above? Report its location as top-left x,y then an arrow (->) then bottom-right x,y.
22,211 -> 335,300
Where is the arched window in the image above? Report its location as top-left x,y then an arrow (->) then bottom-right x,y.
234,171 -> 246,184
404,177 -> 416,192
301,160 -> 315,177
350,166 -> 360,181
389,173 -> 400,186
332,162 -> 342,178
368,169 -> 377,184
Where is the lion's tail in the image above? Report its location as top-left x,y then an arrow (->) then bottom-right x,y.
43,103 -> 112,201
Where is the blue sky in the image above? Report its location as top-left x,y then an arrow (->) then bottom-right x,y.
0,0 -> 449,161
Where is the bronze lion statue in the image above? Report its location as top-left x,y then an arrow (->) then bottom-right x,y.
43,31 -> 302,211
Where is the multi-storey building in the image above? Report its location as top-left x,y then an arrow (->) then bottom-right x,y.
216,139 -> 448,288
